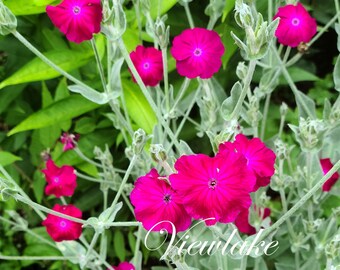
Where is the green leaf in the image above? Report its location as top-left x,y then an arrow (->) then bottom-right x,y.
122,80 -> 157,134
0,49 -> 92,90
149,0 -> 177,19
0,151 -> 22,166
220,81 -> 242,120
280,67 -> 320,84
75,117 -> 97,134
8,95 -> 100,136
333,55 -> 340,92
294,89 -> 316,119
113,230 -> 126,261
32,170 -> 45,203
3,0 -> 58,15
68,85 -> 109,104
123,28 -> 140,53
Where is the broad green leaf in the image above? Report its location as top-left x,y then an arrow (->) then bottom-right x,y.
123,28 -> 140,52
114,230 -> 126,262
0,151 -> 22,166
76,162 -> 98,177
149,0 -> 177,19
333,55 -> 340,92
8,95 -> 100,136
4,0 -> 58,15
68,85 -> 109,104
0,49 -> 92,90
74,117 -> 96,134
32,170 -> 45,203
294,89 -> 316,119
280,67 -> 320,84
122,80 -> 157,134
42,82 -> 53,108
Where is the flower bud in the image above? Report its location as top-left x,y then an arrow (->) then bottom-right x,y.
132,129 -> 149,155
154,15 -> 169,49
289,118 -> 327,152
0,1 -> 17,35
280,102 -> 288,117
150,144 -> 167,162
236,62 -> 248,80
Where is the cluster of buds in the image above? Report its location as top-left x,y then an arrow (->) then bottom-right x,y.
232,0 -> 279,59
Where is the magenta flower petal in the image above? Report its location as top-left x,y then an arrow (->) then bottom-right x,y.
42,160 -> 77,198
110,262 -> 135,270
171,28 -> 225,79
235,206 -> 271,235
218,134 -> 276,191
130,169 -> 191,233
60,132 -> 79,151
46,0 -> 103,43
42,204 -> 82,242
170,153 -> 256,226
273,2 -> 317,47
129,45 -> 163,87
320,158 -> 340,192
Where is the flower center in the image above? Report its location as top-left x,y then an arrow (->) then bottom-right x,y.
208,178 -> 218,190
142,62 -> 150,70
291,18 -> 300,26
163,194 -> 172,204
73,6 -> 81,15
53,177 -> 60,183
59,220 -> 67,228
193,48 -> 202,57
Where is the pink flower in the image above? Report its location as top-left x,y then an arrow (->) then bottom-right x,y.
46,0 -> 102,43
130,169 -> 191,233
273,2 -> 317,47
235,206 -> 271,235
170,28 -> 225,79
42,204 -> 82,242
129,45 -> 163,87
60,132 -> 79,152
169,153 -> 256,226
42,159 -> 77,198
109,262 -> 135,270
218,134 -> 276,191
321,158 -> 339,192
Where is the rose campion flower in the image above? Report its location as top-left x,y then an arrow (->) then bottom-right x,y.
218,134 -> 276,191
60,132 -> 79,151
235,206 -> 271,235
42,159 -> 77,198
46,0 -> 102,43
129,45 -> 163,87
169,152 -> 256,226
320,158 -> 340,192
170,28 -> 225,79
273,2 -> 317,47
108,262 -> 135,270
42,204 -> 82,242
130,169 -> 191,233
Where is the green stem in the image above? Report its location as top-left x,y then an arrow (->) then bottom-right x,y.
84,232 -> 100,267
166,85 -> 202,152
74,147 -> 103,168
260,93 -> 271,140
118,39 -> 182,151
0,255 -> 76,260
76,172 -> 112,184
12,31 -> 97,94
334,0 -> 340,24
0,166 -> 45,220
257,159 -> 340,243
229,60 -> 257,120
162,47 -> 170,113
183,1 -> 195,28
111,155 -> 137,206
14,194 -> 86,224
133,225 -> 142,266
91,38 -> 107,93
